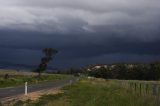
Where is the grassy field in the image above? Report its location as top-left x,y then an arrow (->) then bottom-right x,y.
0,69 -> 37,76
0,69 -> 70,88
13,78 -> 160,106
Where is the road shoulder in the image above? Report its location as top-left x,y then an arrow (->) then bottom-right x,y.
1,87 -> 62,106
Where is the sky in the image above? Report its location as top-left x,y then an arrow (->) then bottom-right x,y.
0,0 -> 160,69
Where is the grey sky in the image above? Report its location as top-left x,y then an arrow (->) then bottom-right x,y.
0,0 -> 160,69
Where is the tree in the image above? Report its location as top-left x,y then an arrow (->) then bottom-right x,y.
111,64 -> 127,79
43,48 -> 58,57
148,62 -> 160,80
36,48 -> 58,77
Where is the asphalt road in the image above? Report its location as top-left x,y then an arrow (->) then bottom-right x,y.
0,77 -> 79,99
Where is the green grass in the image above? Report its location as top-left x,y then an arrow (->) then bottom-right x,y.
14,78 -> 160,106
0,74 -> 70,88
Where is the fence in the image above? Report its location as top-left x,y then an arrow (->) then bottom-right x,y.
118,80 -> 160,100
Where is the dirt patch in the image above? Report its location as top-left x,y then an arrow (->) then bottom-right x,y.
1,88 -> 61,106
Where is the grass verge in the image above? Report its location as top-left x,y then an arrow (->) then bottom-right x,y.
0,74 -> 70,88
12,78 -> 160,106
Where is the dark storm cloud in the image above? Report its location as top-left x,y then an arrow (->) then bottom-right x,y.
0,29 -> 160,58
0,0 -> 160,68
0,29 -> 160,68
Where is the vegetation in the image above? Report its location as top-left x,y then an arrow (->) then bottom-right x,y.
88,62 -> 160,80
35,48 -> 58,77
51,68 -> 84,75
13,78 -> 160,106
0,73 -> 69,88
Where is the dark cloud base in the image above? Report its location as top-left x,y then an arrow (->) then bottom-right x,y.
0,29 -> 160,69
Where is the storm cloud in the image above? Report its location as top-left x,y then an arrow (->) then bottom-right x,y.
0,0 -> 160,69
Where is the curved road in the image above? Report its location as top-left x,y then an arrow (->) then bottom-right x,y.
0,77 -> 79,100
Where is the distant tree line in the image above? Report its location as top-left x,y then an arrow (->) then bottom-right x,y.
50,68 -> 84,75
88,62 -> 160,80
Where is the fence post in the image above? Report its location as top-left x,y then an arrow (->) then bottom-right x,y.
70,80 -> 72,85
134,83 -> 137,94
129,83 -> 132,93
157,85 -> 160,101
140,83 -> 142,95
145,84 -> 149,95
158,85 -> 160,97
25,82 -> 28,95
152,84 -> 157,96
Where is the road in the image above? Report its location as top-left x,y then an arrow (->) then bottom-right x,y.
0,77 -> 79,99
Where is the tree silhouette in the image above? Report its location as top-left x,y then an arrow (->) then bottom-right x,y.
36,48 -> 58,77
